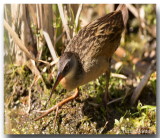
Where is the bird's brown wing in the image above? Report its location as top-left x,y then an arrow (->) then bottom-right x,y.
65,10 -> 125,64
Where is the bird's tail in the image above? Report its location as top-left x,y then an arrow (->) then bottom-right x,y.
116,4 -> 128,27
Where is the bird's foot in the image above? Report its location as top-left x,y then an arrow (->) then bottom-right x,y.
34,88 -> 79,121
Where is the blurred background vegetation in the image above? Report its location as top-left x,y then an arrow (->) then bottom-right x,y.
4,4 -> 156,134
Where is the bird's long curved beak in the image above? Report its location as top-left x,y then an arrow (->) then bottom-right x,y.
46,72 -> 64,106
52,72 -> 63,90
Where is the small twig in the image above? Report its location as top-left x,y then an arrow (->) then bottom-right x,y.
55,31 -> 65,45
50,58 -> 59,66
99,121 -> 108,134
58,4 -> 71,40
87,101 -> 99,107
75,4 -> 83,27
73,4 -> 83,36
53,106 -> 59,130
27,88 -> 32,113
107,87 -> 131,105
130,62 -> 156,105
39,4 -> 43,29
36,4 -> 42,29
111,73 -> 127,79
34,110 -> 49,114
43,31 -> 58,61
38,59 -> 51,66
26,77 -> 37,113
107,97 -> 122,105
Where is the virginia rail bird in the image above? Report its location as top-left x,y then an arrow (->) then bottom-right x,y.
35,4 -> 128,120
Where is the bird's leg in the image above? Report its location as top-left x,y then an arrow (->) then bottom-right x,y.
34,88 -> 79,121
103,59 -> 111,106
103,70 -> 110,105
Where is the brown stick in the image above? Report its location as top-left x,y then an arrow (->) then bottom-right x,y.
58,4 -> 71,40
43,31 -> 58,61
34,88 -> 79,121
131,62 -> 155,105
73,4 -> 83,36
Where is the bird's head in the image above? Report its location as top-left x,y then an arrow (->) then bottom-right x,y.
52,52 -> 78,90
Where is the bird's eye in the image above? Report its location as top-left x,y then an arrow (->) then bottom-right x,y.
64,63 -> 70,72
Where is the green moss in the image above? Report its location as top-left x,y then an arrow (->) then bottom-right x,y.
108,101 -> 156,134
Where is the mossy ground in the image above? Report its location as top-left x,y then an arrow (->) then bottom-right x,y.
4,64 -> 156,134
